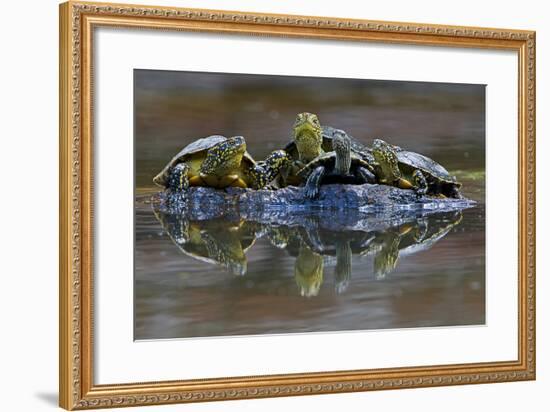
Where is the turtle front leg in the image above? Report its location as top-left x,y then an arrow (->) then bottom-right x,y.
413,170 -> 428,197
167,163 -> 190,192
304,166 -> 325,199
250,150 -> 291,189
357,166 -> 376,184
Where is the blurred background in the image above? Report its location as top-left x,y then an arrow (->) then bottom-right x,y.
135,69 -> 485,190
134,69 -> 485,340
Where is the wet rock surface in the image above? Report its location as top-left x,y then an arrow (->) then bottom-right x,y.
151,184 -> 475,225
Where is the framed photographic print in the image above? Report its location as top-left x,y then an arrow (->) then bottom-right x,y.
59,1 -> 536,409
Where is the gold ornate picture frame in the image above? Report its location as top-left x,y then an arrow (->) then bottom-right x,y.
59,1 -> 536,409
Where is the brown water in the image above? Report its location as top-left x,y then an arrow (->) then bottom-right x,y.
134,70 -> 485,340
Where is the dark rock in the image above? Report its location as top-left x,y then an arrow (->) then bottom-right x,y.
151,184 -> 475,222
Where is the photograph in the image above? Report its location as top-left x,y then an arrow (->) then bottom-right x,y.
54,1 -> 537,409
134,69 -> 486,340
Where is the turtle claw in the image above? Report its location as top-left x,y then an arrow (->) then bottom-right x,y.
304,186 -> 320,200
303,165 -> 325,200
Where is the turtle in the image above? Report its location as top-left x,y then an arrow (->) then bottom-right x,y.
153,135 -> 290,192
278,112 -> 375,187
296,129 -> 377,199
371,138 -> 462,198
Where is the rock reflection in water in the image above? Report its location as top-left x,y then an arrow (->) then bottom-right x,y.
152,205 -> 464,298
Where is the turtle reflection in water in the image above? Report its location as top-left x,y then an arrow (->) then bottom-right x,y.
262,211 -> 464,295
152,206 -> 464,296
255,224 -> 326,297
298,220 -> 375,295
362,211 -> 464,279
153,210 -> 256,276
294,246 -> 324,298
261,220 -> 374,296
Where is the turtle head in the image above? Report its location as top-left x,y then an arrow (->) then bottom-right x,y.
372,138 -> 392,157
332,129 -> 352,175
372,139 -> 400,183
249,150 -> 291,189
293,112 -> 323,162
200,136 -> 246,177
294,112 -> 322,135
